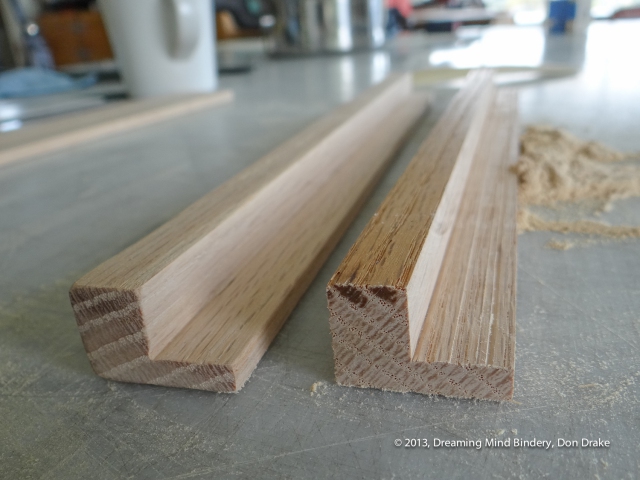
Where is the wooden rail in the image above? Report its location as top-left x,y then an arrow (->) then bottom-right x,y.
69,74 -> 429,392
327,73 -> 518,401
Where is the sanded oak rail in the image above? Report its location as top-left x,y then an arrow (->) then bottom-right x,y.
69,74 -> 429,392
327,74 -> 518,401
0,89 -> 233,168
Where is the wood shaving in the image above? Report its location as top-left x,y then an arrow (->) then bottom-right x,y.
513,125 -> 640,238
545,239 -> 575,250
310,381 -> 327,395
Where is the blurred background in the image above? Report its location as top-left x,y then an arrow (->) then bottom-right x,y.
0,0 -> 638,131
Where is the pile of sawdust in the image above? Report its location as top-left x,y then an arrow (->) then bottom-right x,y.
514,125 -> 640,206
513,125 -> 640,240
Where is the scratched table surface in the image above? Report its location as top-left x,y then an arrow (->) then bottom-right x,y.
1,23 -> 638,479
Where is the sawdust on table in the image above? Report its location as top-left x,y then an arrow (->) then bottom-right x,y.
519,209 -> 640,238
513,125 -> 640,240
310,381 -> 327,395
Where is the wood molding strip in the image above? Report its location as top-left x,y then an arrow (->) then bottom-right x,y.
327,75 -> 518,401
0,89 -> 234,168
69,74 -> 429,392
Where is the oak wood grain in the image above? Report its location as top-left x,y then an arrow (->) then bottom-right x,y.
327,77 -> 518,401
69,74 -> 429,392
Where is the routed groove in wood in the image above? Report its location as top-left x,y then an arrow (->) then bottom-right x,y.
69,74 -> 429,392
327,72 -> 518,401
0,89 -> 233,168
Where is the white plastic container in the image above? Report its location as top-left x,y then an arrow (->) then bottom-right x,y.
98,0 -> 217,98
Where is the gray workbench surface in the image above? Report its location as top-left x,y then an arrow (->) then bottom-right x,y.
1,22 -> 639,479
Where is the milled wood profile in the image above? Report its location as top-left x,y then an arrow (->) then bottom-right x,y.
0,90 -> 234,168
327,73 -> 518,401
69,74 -> 429,392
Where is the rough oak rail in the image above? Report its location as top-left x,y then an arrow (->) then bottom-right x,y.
327,73 -> 518,401
69,74 -> 429,392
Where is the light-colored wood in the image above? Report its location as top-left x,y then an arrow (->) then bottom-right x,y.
413,66 -> 578,88
69,74 -> 429,392
327,77 -> 518,401
0,90 -> 234,168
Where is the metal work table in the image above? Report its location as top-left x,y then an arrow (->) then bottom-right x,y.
1,22 -> 638,479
